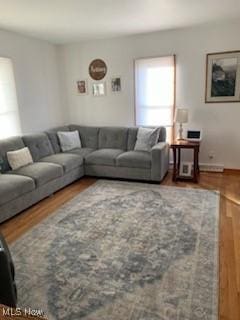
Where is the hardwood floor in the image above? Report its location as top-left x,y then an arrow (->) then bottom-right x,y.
0,172 -> 239,320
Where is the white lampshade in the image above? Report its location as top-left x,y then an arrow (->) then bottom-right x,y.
175,108 -> 188,123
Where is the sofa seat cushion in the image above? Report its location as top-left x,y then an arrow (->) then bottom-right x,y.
0,174 -> 35,206
116,151 -> 151,169
66,148 -> 95,159
85,149 -> 124,166
10,162 -> 63,187
39,153 -> 83,173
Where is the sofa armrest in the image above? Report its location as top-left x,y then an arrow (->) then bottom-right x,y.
151,142 -> 169,181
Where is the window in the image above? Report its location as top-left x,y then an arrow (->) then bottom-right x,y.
0,57 -> 21,139
135,55 -> 175,142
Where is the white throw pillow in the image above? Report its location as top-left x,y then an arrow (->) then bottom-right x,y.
134,127 -> 160,152
57,131 -> 81,152
7,147 -> 33,170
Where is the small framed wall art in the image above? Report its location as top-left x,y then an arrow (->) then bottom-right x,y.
92,82 -> 106,97
77,80 -> 88,95
111,77 -> 121,92
205,50 -> 240,103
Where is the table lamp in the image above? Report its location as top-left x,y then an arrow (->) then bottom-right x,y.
175,108 -> 188,140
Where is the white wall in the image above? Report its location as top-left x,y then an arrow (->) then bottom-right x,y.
59,19 -> 240,169
0,29 -> 67,134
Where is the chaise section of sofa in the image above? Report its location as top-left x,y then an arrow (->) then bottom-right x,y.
0,174 -> 35,208
0,133 -> 85,223
0,125 -> 169,223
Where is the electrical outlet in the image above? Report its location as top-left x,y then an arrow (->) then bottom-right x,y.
208,151 -> 214,160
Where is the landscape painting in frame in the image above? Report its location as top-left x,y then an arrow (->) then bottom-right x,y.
205,51 -> 240,103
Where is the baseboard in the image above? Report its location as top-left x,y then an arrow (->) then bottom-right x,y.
224,168 -> 240,175
169,162 -> 224,173
199,163 -> 224,172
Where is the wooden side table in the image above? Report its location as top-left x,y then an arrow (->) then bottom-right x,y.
171,140 -> 200,183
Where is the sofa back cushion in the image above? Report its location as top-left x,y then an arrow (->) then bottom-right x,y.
0,137 -> 25,172
45,126 -> 70,153
127,127 -> 139,150
99,127 -> 128,150
127,126 -> 166,150
158,126 -> 167,142
69,125 -> 99,149
22,133 -> 54,161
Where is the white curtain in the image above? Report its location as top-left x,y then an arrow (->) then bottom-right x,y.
135,55 -> 175,128
0,57 -> 21,139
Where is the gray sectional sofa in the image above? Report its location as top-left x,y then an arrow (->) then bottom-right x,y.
0,125 -> 169,223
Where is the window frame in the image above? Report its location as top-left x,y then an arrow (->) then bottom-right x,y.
134,54 -> 176,143
0,56 -> 21,139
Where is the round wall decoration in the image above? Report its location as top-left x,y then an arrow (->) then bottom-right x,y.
89,59 -> 107,80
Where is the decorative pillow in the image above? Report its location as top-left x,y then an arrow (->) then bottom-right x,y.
57,131 -> 81,152
7,147 -> 33,170
134,127 -> 160,152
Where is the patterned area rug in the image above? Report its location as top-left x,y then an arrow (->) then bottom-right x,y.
11,180 -> 219,320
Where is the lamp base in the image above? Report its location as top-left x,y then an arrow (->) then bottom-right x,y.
178,123 -> 184,140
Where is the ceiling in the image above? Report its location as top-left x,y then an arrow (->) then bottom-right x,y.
0,0 -> 239,44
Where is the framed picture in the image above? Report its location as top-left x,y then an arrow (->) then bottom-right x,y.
89,59 -> 107,80
205,51 -> 240,103
77,80 -> 88,95
180,162 -> 192,177
111,77 -> 121,92
92,82 -> 106,97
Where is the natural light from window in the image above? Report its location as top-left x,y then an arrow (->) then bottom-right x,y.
0,57 -> 21,139
135,56 -> 175,141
